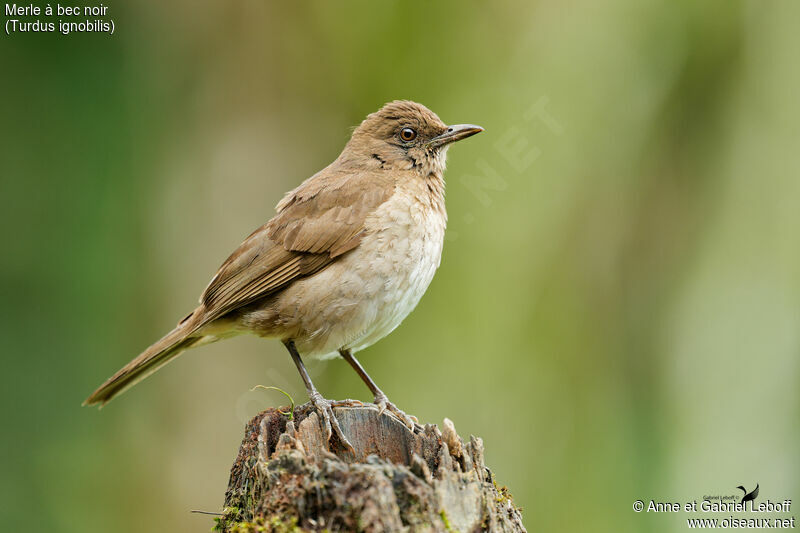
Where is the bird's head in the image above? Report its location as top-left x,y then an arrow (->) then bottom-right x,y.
344,100 -> 483,176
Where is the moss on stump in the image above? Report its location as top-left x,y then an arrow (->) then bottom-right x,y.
218,403 -> 525,533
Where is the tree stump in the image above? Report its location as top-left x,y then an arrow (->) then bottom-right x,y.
218,403 -> 526,532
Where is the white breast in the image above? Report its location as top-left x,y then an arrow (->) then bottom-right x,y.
344,188 -> 446,353
282,178 -> 447,358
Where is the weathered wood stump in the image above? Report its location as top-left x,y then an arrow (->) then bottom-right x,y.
218,403 -> 525,532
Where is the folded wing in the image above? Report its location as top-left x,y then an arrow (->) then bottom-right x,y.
198,168 -> 395,324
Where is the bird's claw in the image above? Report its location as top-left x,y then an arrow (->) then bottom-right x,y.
374,392 -> 418,431
309,391 -> 355,451
330,398 -> 364,408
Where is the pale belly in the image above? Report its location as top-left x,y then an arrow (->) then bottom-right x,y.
342,223 -> 443,354
243,188 -> 447,358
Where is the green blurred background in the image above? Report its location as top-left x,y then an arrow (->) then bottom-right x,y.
2,1 -> 799,531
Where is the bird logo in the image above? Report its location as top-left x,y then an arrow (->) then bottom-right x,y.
736,483 -> 759,505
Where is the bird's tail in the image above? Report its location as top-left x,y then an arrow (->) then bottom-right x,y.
83,314 -> 203,407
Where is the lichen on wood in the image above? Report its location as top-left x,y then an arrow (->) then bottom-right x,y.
219,403 -> 525,532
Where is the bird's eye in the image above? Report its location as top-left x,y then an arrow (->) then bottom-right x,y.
400,127 -> 417,142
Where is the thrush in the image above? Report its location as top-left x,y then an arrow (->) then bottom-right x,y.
84,101 -> 483,448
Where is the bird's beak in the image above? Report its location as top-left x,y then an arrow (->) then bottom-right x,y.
427,124 -> 484,149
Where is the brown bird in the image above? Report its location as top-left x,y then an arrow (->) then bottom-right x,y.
84,101 -> 483,448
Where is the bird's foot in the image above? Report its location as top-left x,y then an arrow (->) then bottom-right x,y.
329,398 -> 364,408
308,391 -> 355,451
373,392 -> 419,431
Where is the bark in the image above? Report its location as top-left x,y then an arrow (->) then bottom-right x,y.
218,403 -> 526,533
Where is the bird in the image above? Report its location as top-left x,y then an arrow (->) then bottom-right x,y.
84,100 -> 483,449
737,484 -> 759,505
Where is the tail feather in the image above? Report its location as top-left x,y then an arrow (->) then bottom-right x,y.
84,318 -> 201,407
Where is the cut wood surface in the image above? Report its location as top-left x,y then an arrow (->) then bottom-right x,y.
219,403 -> 526,532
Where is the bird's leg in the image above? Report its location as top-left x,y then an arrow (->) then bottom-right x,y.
339,348 -> 419,431
284,340 -> 354,451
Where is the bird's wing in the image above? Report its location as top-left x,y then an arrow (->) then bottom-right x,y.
198,167 -> 395,323
750,484 -> 759,499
